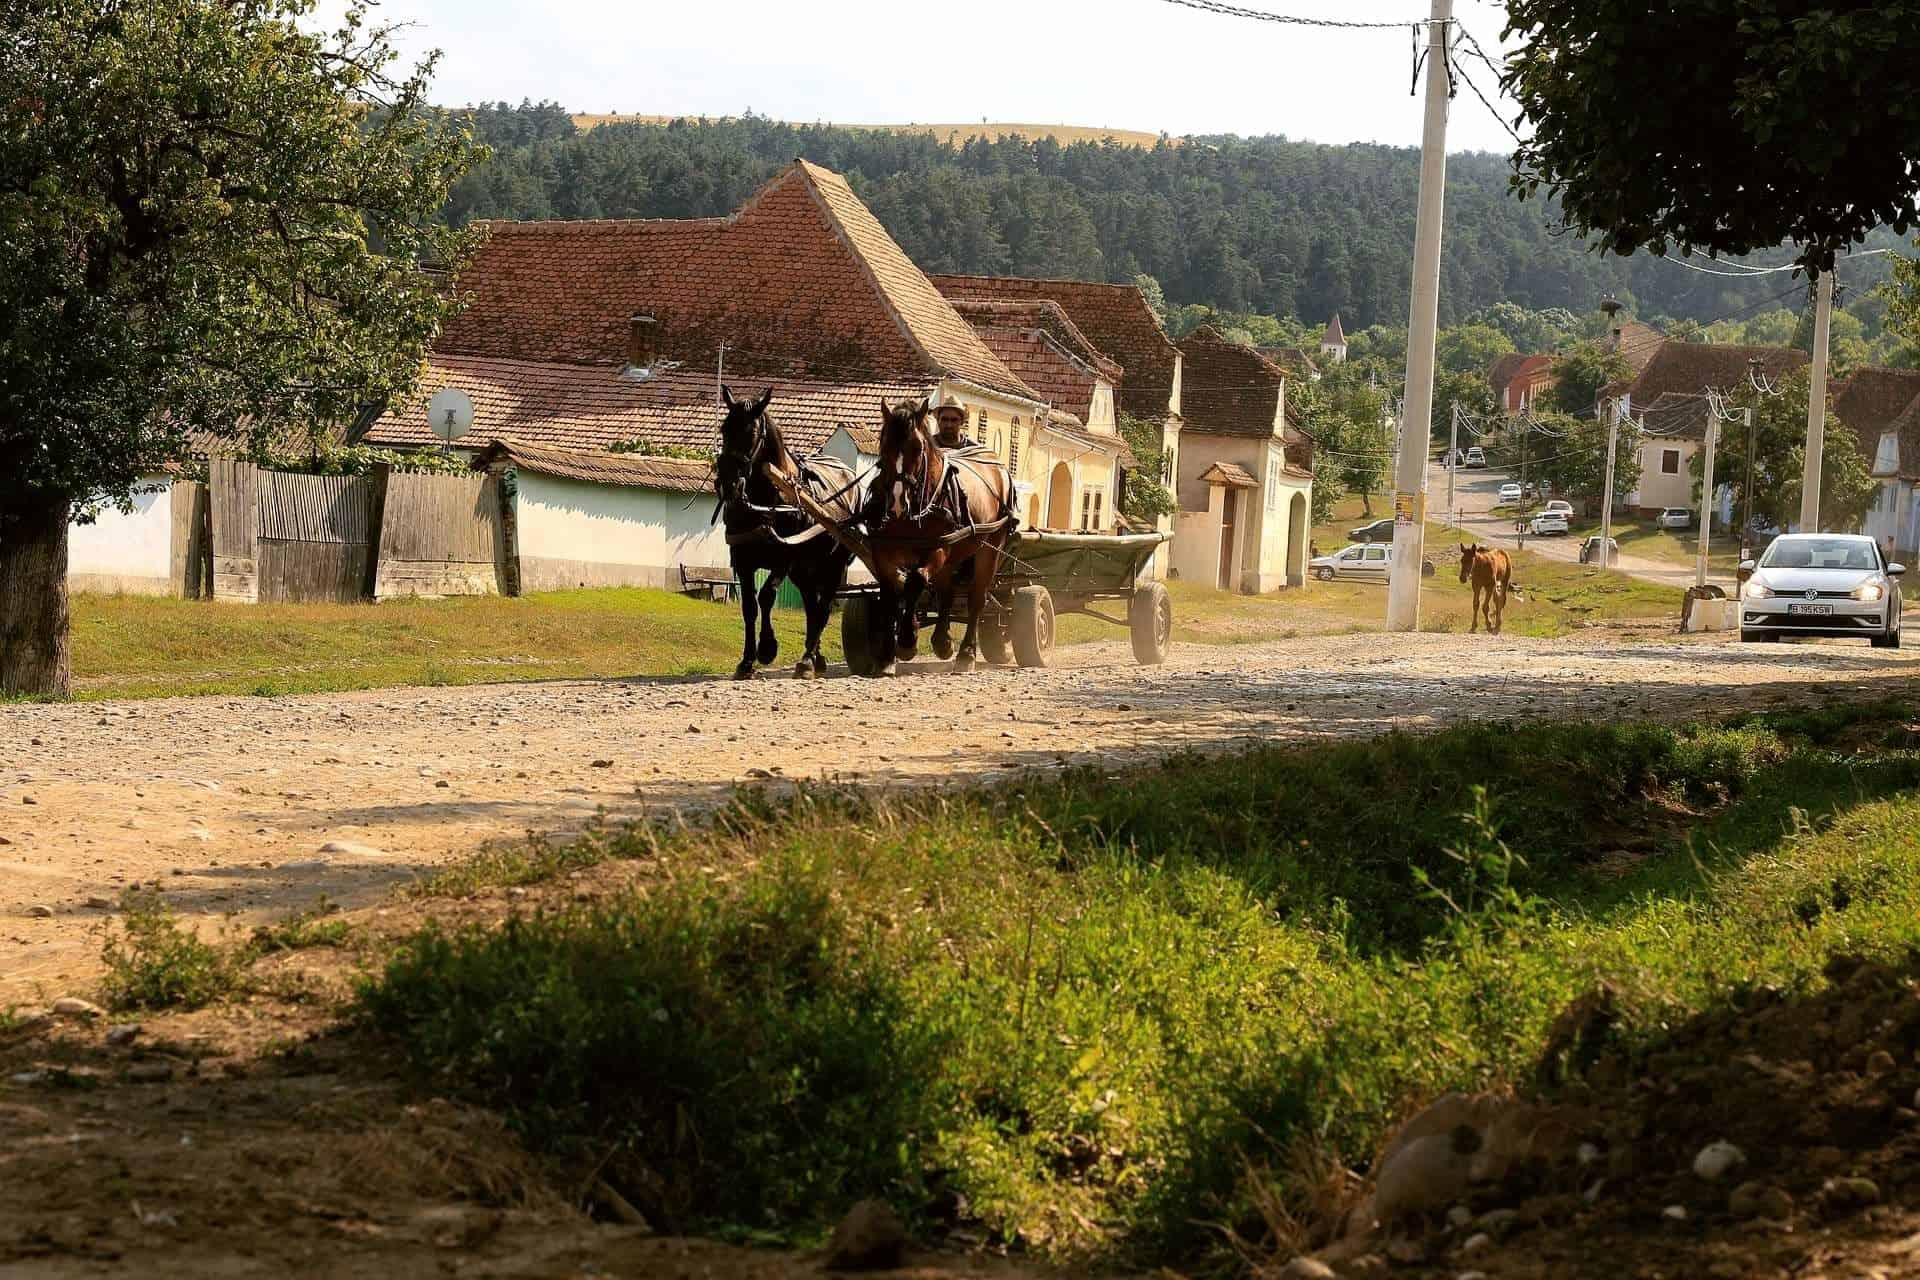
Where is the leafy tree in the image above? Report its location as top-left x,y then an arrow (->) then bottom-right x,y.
1697,369 -> 1876,534
1435,324 -> 1516,378
1296,369 -> 1391,516
1431,370 -> 1496,446
1504,1 -> 1920,270
1530,412 -> 1641,513
1465,302 -> 1578,353
0,0 -> 481,696
1545,341 -> 1633,417
1116,414 -> 1176,522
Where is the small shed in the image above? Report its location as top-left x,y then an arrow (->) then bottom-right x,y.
472,440 -> 728,592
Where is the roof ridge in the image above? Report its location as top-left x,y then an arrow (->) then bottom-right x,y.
791,164 -> 1040,405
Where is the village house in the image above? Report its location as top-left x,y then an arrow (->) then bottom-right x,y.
1168,327 -> 1315,592
364,160 -> 1055,590
928,272 -> 1189,564
1834,366 -> 1920,558
1489,353 -> 1556,414
1609,341 -> 1807,518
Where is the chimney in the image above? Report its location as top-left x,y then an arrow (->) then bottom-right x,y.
627,314 -> 658,369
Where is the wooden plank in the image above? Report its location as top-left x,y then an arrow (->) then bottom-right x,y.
258,539 -> 369,604
208,461 -> 257,601
373,469 -> 503,599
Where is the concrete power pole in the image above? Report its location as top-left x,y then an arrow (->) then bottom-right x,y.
1695,414 -> 1718,588
1599,396 -> 1624,569
1798,269 -> 1835,532
1386,0 -> 1453,632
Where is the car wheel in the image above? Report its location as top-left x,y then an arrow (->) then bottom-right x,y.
1872,629 -> 1900,650
1314,566 -> 1335,581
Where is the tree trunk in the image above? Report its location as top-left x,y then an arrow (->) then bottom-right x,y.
0,494 -> 73,699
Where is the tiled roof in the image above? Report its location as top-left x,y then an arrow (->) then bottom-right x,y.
364,354 -> 923,458
438,162 -> 1035,403
835,423 -> 882,454
1608,318 -> 1666,373
967,325 -> 1104,425
472,439 -> 713,492
1636,392 -> 1713,441
1258,346 -> 1321,378
1175,326 -> 1302,439
1627,342 -> 1806,407
1489,353 -> 1554,400
1833,367 -> 1920,461
1200,461 -> 1259,488
928,273 -> 1179,421
949,299 -> 1122,380
1321,313 -> 1346,346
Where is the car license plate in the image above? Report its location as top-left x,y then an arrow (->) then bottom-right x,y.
1787,603 -> 1833,616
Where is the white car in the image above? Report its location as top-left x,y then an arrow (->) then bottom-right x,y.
1657,507 -> 1693,530
1739,534 -> 1903,647
1543,499 -> 1574,517
1497,482 -> 1524,503
1528,511 -> 1569,536
1310,541 -> 1394,581
1465,447 -> 1487,468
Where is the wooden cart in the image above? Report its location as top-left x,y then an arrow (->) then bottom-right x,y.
838,529 -> 1173,676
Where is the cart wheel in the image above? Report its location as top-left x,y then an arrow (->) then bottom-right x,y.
1011,586 -> 1055,668
979,609 -> 1013,665
841,596 -> 883,677
1129,580 -> 1172,665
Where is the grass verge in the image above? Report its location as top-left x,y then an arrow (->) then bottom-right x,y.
355,699 -> 1920,1259
68,579 -> 1318,702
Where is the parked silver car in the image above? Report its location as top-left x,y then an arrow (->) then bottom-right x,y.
1310,542 -> 1394,581
1527,511 -> 1570,536
1739,534 -> 1903,647
1657,507 -> 1693,530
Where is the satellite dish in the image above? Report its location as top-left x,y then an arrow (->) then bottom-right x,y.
427,387 -> 475,443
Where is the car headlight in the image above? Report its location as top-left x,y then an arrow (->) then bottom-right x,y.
1854,580 -> 1886,602
1743,579 -> 1773,600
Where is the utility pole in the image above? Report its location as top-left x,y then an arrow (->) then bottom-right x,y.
1599,396 -> 1624,569
1386,0 -> 1452,632
1446,403 -> 1459,524
1740,406 -> 1756,562
1695,414 -> 1718,588
1798,270 -> 1834,532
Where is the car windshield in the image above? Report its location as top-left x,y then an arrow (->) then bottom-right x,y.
1760,538 -> 1877,571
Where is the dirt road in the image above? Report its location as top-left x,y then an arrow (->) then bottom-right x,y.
4,627 -> 1914,999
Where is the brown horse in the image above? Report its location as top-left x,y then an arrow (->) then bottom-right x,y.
867,398 -> 1017,674
1459,543 -> 1513,634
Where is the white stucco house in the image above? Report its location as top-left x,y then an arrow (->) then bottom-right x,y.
1167,327 -> 1314,593
67,479 -> 179,595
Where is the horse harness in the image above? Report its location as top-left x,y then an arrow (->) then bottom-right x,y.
715,414 -> 864,549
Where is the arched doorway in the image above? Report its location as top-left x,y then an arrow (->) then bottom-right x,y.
1287,491 -> 1308,586
1027,493 -> 1041,528
1046,463 -> 1074,529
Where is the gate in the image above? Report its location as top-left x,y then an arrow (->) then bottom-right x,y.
254,470 -> 375,604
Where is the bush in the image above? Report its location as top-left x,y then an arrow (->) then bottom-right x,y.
100,891 -> 248,1011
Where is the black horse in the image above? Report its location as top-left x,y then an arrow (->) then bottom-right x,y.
714,386 -> 864,680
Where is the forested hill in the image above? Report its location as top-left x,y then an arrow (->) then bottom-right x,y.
444,102 -> 1896,331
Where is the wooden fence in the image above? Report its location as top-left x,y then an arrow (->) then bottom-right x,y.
169,480 -> 211,599
255,469 -> 376,604
372,469 -> 503,599
201,461 -> 504,604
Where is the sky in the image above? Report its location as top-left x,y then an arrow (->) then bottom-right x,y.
322,0 -> 1527,154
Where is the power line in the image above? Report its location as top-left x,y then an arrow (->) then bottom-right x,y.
1151,0 -> 1424,30
1450,55 -> 1521,146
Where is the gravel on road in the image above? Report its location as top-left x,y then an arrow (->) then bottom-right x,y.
3,627 -> 1912,998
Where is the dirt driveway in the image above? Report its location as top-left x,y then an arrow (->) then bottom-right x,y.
4,626 -> 1914,1000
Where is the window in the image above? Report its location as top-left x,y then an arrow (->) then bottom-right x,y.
1363,546 -> 1388,562
1080,487 -> 1105,530
1009,417 -> 1021,469
1266,460 -> 1279,510
1341,547 -> 1364,561
1661,448 -> 1681,475
977,409 -> 990,438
